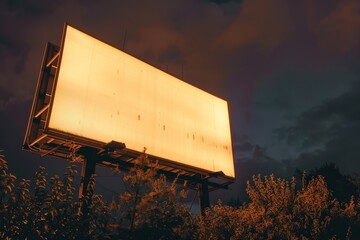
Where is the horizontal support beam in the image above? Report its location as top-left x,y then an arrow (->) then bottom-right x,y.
29,134 -> 48,147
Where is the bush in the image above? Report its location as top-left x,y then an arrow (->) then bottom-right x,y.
1,150 -> 360,239
199,174 -> 360,240
0,152 -> 111,239
112,152 -> 195,239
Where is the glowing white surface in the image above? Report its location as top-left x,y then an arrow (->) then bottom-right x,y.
49,25 -> 235,178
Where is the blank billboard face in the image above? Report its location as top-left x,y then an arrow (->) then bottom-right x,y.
48,25 -> 235,178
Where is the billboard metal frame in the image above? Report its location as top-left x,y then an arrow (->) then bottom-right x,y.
23,24 -> 235,214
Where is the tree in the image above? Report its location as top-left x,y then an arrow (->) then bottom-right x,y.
0,152 -> 111,239
296,163 -> 357,202
112,151 -> 196,240
199,174 -> 360,240
2,149 -> 360,239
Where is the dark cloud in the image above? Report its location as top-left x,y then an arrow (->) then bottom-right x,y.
216,0 -> 360,108
1,0 -> 66,16
0,88 -> 17,111
276,81 -> 360,148
0,18 -> 30,74
255,97 -> 292,112
234,141 -> 253,153
314,0 -> 360,54
0,0 -> 358,109
276,81 -> 360,174
216,0 -> 292,52
0,31 -> 16,50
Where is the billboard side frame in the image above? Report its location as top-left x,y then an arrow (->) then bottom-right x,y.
23,42 -> 60,150
227,102 -> 237,179
44,23 -> 68,133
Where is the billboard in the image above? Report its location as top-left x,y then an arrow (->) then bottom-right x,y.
35,25 -> 235,178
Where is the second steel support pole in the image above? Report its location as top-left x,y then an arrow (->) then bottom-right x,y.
199,179 -> 210,216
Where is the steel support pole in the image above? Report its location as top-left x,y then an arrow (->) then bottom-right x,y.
78,157 -> 97,203
78,147 -> 98,219
77,148 -> 98,238
199,179 -> 210,216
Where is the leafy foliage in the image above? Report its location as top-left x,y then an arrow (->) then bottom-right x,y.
1,150 -> 360,239
199,174 -> 360,240
296,162 -> 357,202
113,151 -> 196,239
0,152 -> 111,239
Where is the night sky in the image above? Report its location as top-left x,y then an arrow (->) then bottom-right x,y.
0,0 -> 359,204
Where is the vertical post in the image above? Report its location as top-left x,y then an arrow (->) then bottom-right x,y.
78,157 -> 97,203
77,147 -> 98,218
199,179 -> 210,216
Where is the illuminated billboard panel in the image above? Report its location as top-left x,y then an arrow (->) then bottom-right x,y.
48,25 -> 235,178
